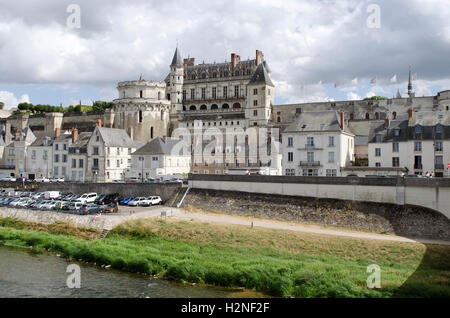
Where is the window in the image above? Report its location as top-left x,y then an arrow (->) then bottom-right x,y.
415,126 -> 421,134
393,143 -> 399,152
62,155 -> 67,163
79,159 -> 83,168
223,87 -> 228,98
288,137 -> 294,147
392,157 -> 400,167
435,142 -> 443,152
54,167 -> 58,176
285,169 -> 295,176
235,85 -> 239,97
307,152 -> 314,163
182,90 -> 186,100
253,88 -> 258,95
329,136 -> 335,147
139,110 -> 143,123
328,152 -> 335,163
375,135 -> 382,143
43,151 -> 48,160
55,144 -> 59,151
376,162 -> 381,168
303,169 -> 318,176
326,169 -> 337,177
117,160 -> 120,168
212,87 -> 216,99
414,142 -> 422,152
307,137 -> 314,148
117,148 -> 120,155
201,88 -> 206,99
54,154 -> 59,163
93,158 -> 99,169
414,156 -> 422,170
96,135 -> 100,142
63,144 -> 67,151
253,110 -> 258,116
72,159 -> 76,168
107,160 -> 110,168
288,152 -> 294,162
190,89 -> 195,100
93,147 -> 99,155
394,129 -> 400,137
61,167 -> 66,177
375,148 -> 381,157
253,100 -> 258,106
31,150 -> 36,160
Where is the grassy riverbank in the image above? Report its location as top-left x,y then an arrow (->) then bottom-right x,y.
0,217 -> 449,297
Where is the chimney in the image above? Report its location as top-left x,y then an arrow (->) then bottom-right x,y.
231,53 -> 237,67
340,112 -> 345,131
384,117 -> 390,129
408,108 -> 415,125
5,121 -> 11,144
127,126 -> 134,141
55,128 -> 61,138
96,119 -> 102,127
71,128 -> 79,143
256,50 -> 263,66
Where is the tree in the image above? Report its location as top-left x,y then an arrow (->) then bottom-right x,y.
0,102 -> 4,110
364,96 -> 388,101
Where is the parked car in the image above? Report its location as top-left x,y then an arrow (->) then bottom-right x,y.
127,197 -> 147,206
62,202 -> 83,212
103,203 -> 119,214
43,191 -> 61,200
50,178 -> 65,183
126,177 -> 140,183
94,194 -> 106,205
1,176 -> 17,182
120,196 -> 135,205
79,204 -> 104,215
76,193 -> 98,204
35,177 -> 50,183
406,174 -> 424,178
102,193 -> 120,205
140,196 -> 163,207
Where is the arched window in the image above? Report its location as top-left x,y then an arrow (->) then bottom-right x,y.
223,71 -> 229,77
235,70 -> 240,76
222,104 -> 230,109
200,105 -> 207,110
375,113 -> 380,120
212,73 -> 217,78
233,103 -> 241,109
139,110 -> 143,123
211,104 -> 218,110
202,73 -> 207,79
365,113 -> 370,120
350,113 -> 354,120
140,90 -> 143,98
190,105 -> 196,111
392,112 -> 397,120
150,127 -> 154,139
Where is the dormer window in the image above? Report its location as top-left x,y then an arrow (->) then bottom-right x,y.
375,135 -> 382,143
415,126 -> 421,134
436,125 -> 443,133
394,129 -> 400,137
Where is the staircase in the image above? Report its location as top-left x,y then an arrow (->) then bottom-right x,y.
99,229 -> 109,239
168,187 -> 190,207
176,187 -> 190,208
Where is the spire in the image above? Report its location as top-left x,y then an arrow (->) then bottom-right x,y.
170,46 -> 183,67
139,73 -> 143,81
396,88 -> 402,99
408,66 -> 413,97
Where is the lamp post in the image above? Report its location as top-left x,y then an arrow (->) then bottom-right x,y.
139,157 -> 144,183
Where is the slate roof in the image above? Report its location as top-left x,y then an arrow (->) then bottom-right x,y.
96,127 -> 135,148
30,136 -> 54,147
171,47 -> 183,67
283,110 -> 354,135
133,137 -> 190,156
249,63 -> 274,87
368,120 -> 450,143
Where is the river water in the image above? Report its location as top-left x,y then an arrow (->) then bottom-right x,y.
0,246 -> 255,298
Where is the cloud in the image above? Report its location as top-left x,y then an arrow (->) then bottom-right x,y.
347,92 -> 361,101
0,0 -> 449,103
0,91 -> 30,109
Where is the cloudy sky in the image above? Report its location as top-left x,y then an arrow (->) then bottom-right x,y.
0,0 -> 449,109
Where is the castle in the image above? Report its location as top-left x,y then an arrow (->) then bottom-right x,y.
1,47 -> 449,175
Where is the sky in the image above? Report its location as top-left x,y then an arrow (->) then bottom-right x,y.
0,0 -> 449,109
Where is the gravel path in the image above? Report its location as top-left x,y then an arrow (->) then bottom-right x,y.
2,206 -> 449,246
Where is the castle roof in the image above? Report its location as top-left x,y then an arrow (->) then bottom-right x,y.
133,137 -> 189,156
284,110 -> 354,135
171,47 -> 183,67
96,127 -> 135,148
249,63 -> 274,87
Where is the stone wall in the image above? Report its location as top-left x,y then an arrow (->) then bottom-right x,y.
183,189 -> 450,240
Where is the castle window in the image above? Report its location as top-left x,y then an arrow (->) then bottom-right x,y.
139,111 -> 143,123
183,90 -> 186,100
233,103 -> 241,109
392,112 -> 397,119
235,85 -> 239,97
253,110 -> 258,116
183,106 -> 186,111
150,127 -> 154,139
375,112 -> 380,120
235,70 -> 240,76
223,87 -> 228,98
211,104 -> 218,110
253,100 -> 258,106
223,71 -> 229,77
212,87 -> 217,99
200,105 -> 207,110
190,105 -> 196,111
201,88 -> 206,99
222,104 -> 230,109
253,88 -> 258,95
190,89 -> 195,100
212,73 -> 217,78
140,90 -> 143,98
365,113 -> 370,120
202,73 -> 206,79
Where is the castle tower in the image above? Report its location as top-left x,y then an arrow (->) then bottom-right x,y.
245,63 -> 275,127
169,47 -> 184,113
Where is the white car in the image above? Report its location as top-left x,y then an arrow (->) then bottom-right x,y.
127,197 -> 146,206
50,178 -> 65,183
41,201 -> 57,210
76,193 -> 98,204
1,176 -> 17,182
35,177 -> 50,183
140,196 -> 163,207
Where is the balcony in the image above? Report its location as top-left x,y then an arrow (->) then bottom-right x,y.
0,165 -> 15,170
435,164 -> 445,170
299,161 -> 321,167
299,144 -> 323,151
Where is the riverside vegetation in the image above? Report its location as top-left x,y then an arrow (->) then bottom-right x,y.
0,217 -> 448,298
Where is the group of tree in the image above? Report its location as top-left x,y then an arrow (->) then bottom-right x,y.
16,101 -> 113,114
363,96 -> 388,101
0,102 -> 4,110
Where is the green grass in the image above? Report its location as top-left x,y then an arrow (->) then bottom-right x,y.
0,217 -> 449,298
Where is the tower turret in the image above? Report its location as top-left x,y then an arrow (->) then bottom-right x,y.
169,47 -> 184,113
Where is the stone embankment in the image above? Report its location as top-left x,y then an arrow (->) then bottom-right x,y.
182,189 -> 450,240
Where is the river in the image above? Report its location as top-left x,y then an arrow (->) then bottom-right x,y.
0,246 -> 257,298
